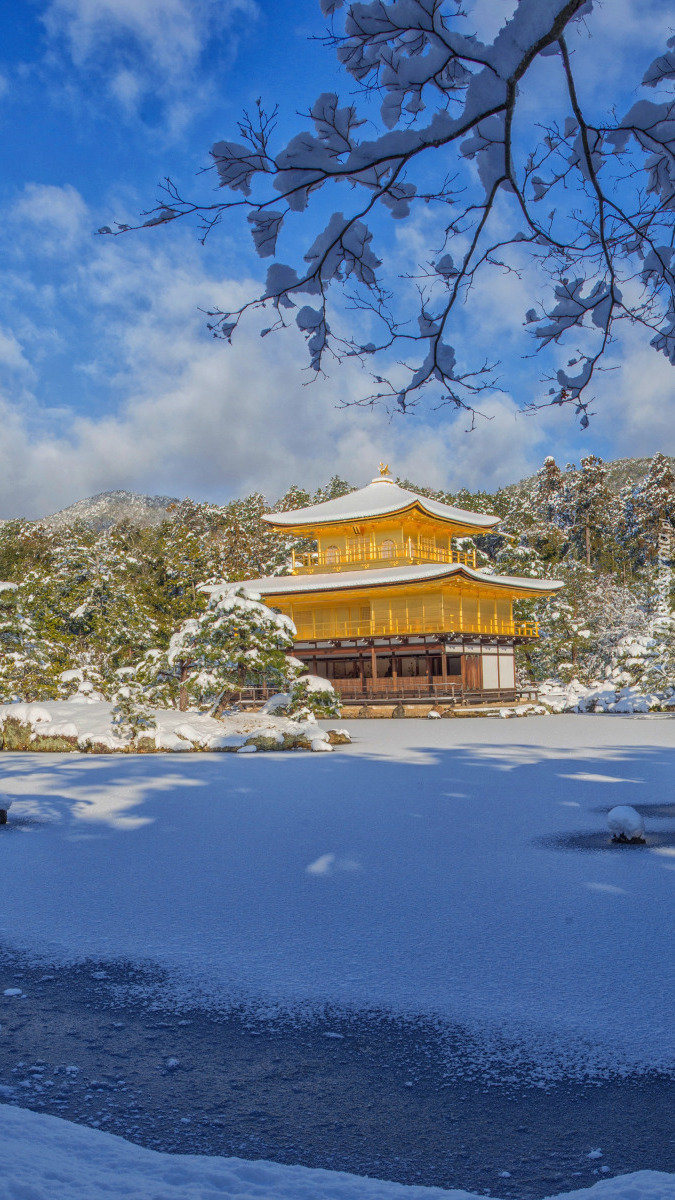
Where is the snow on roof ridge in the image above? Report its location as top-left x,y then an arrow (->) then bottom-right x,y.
264,478 -> 500,530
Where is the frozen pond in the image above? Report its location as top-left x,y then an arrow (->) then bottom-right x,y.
2,715 -> 675,1195
2,715 -> 674,1083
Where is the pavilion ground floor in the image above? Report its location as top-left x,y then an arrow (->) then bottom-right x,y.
290,632 -> 533,705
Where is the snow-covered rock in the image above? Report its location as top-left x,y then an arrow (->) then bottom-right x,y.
325,728 -> 351,745
607,806 -> 646,843
261,692 -> 292,714
311,737 -> 333,752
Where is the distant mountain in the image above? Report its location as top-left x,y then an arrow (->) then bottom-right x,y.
5,456 -> 673,533
42,491 -> 180,532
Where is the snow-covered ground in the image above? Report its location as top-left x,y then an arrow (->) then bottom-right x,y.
0,698 -> 336,752
1,715 -> 674,1083
3,1106 -> 672,1200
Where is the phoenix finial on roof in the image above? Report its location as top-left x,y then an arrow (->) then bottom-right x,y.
379,463 -> 391,477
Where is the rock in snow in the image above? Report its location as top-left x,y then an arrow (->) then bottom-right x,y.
607,806 -> 646,844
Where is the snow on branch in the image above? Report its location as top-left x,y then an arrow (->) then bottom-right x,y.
112,0 -> 675,421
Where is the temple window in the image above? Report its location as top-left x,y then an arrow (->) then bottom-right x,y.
380,539 -> 396,560
325,545 -> 341,565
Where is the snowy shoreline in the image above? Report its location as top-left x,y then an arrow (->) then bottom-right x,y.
2,1106 -> 673,1200
0,699 -> 348,753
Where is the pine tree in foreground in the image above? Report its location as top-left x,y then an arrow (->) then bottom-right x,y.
137,585 -> 300,712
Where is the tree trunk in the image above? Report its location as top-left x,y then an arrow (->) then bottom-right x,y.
179,662 -> 190,712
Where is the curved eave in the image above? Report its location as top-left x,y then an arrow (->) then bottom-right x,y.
216,565 -> 563,599
263,499 -> 500,535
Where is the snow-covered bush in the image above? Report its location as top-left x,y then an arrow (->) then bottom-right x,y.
58,666 -> 105,700
111,680 -> 157,740
285,676 -> 341,720
262,675 -> 341,721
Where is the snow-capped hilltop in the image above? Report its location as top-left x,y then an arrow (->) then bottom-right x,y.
43,491 -> 180,532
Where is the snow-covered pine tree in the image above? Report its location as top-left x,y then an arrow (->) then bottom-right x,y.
532,457 -> 567,526
620,453 -> 675,568
519,560 -> 647,685
0,581 -> 63,701
67,523 -> 159,681
284,676 -> 341,720
310,476 -> 355,504
565,455 -> 616,569
138,585 -> 300,712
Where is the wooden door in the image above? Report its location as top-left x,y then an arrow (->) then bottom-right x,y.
463,654 -> 482,691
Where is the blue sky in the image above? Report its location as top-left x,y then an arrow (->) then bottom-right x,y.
0,0 -> 673,518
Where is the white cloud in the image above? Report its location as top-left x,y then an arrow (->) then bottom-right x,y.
44,0 -> 254,74
0,330 -> 34,376
11,184 -> 89,255
0,200 -> 551,517
41,0 -> 258,128
0,179 -> 673,522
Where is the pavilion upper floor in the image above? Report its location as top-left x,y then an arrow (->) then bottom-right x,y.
263,471 -> 501,575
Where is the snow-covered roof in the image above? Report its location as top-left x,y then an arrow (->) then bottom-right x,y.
263,476 -> 500,532
214,563 -> 563,598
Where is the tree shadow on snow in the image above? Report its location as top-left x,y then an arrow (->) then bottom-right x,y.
535,829 -> 675,853
0,730 -> 674,851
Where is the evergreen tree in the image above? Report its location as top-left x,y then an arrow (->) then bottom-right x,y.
519,561 -> 647,684
284,677 -> 341,720
138,585 -> 299,712
0,582 -> 63,701
532,457 -> 566,526
311,476 -> 355,504
566,455 -> 615,568
619,453 -> 675,567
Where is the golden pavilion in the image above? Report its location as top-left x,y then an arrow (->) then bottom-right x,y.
246,468 -> 562,701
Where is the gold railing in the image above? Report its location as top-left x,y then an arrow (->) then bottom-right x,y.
291,543 -> 477,574
291,616 -> 538,640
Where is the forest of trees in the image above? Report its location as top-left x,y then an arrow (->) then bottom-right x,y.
0,456 -> 673,705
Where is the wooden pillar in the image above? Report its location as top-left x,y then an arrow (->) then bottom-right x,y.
371,645 -> 377,691
358,656 -> 365,694
392,651 -> 398,685
440,643 -> 448,687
